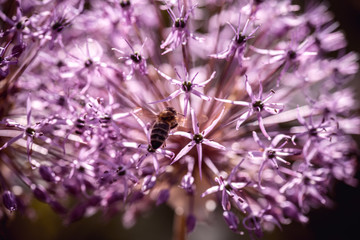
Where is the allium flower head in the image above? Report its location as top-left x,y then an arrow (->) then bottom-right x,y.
0,0 -> 359,238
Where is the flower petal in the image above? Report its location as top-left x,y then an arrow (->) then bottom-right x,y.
203,107 -> 225,136
172,141 -> 196,164
202,139 -> 226,150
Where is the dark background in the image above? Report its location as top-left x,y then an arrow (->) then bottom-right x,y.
1,0 -> 360,239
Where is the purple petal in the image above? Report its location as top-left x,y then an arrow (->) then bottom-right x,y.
202,139 -> 226,150
0,133 -> 24,151
190,72 -> 200,84
191,89 -> 211,101
236,110 -> 253,130
252,131 -> 266,149
214,97 -> 250,106
131,112 -> 149,138
258,113 -> 271,140
172,141 -> 196,164
244,75 -> 254,99
148,89 -> 182,104
264,103 -> 284,114
196,143 -> 203,179
203,107 -> 225,136
222,189 -> 231,210
201,186 -> 220,197
155,68 -> 182,85
26,93 -> 32,125
191,108 -> 199,133
195,71 -> 216,87
172,131 -> 192,139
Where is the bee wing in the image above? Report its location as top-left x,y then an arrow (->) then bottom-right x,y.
175,113 -> 206,128
177,114 -> 186,127
135,107 -> 157,119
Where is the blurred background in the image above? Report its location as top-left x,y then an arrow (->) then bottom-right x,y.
1,0 -> 360,239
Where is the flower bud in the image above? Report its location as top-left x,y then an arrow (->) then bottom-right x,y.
156,189 -> 169,206
32,185 -> 49,203
49,200 -> 67,215
68,203 -> 87,223
107,192 -> 125,205
186,214 -> 196,233
223,211 -> 239,232
39,165 -> 56,182
180,173 -> 194,193
142,175 -> 156,192
2,191 -> 17,212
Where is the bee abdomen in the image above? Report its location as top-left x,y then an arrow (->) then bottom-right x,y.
150,122 -> 170,149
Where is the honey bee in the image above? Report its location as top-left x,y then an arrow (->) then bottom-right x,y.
149,107 -> 179,151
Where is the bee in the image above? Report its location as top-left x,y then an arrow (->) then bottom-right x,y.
149,107 -> 179,151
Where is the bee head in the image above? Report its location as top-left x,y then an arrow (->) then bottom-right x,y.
165,107 -> 177,116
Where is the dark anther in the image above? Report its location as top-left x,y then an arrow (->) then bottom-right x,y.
26,127 -> 36,136
287,50 -> 297,60
84,59 -> 93,68
16,21 -> 24,30
236,34 -> 246,44
99,114 -> 112,123
52,21 -> 64,32
182,81 -> 192,92
254,0 -> 265,4
116,166 -> 126,176
130,52 -> 142,63
56,60 -> 65,68
193,134 -> 204,144
57,96 -> 65,106
175,18 -> 186,28
267,150 -> 276,159
252,100 -> 264,111
225,184 -> 233,191
309,128 -> 318,136
76,118 -> 85,128
120,0 -> 131,8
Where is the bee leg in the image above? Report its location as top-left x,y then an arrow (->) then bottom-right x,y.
170,123 -> 178,129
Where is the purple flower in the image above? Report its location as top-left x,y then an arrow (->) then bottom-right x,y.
160,3 -> 202,54
210,15 -> 259,65
249,131 -> 300,188
0,40 -> 21,80
250,37 -> 317,86
0,0 -> 358,238
112,38 -> 148,80
280,163 -> 329,208
295,108 -> 337,165
202,159 -> 248,211
215,75 -> 284,139
223,211 -> 242,234
0,94 -> 50,167
0,0 -> 31,43
150,67 -> 215,117
172,107 -> 226,178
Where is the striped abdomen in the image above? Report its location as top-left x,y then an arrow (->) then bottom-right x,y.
150,121 -> 170,150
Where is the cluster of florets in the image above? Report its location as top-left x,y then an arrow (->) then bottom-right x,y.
0,0 -> 358,238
